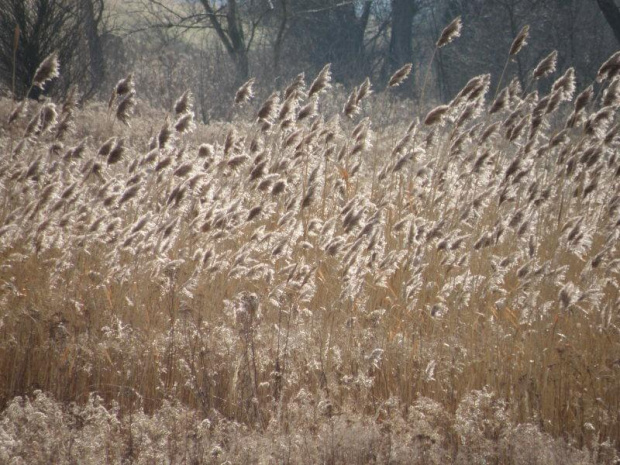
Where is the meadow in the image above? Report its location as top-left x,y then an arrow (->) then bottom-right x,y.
0,25 -> 619,463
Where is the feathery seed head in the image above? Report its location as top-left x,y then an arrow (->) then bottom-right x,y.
597,50 -> 620,82
115,73 -> 134,97
308,64 -> 332,98
298,98 -> 318,122
285,73 -> 306,100
509,25 -> 530,56
39,103 -> 58,133
388,64 -> 413,88
424,105 -> 450,126
234,78 -> 256,105
116,90 -> 136,125
533,50 -> 558,79
174,90 -> 193,115
32,53 -> 60,89
437,17 -> 462,48
257,91 -> 280,122
174,111 -> 195,134
551,67 -> 576,101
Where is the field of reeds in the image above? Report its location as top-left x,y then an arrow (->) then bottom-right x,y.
0,22 -> 619,464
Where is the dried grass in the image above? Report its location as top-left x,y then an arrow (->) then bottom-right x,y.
0,41 -> 619,465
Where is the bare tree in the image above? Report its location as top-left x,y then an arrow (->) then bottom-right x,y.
0,0 -> 79,98
134,0 -> 277,83
0,0 -> 107,99
197,0 -> 250,81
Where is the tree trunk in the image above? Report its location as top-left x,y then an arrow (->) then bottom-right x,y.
273,0 -> 288,72
597,0 -> 620,44
233,49 -> 249,83
81,0 -> 105,97
337,0 -> 372,80
355,1 -> 373,70
199,0 -> 249,82
388,0 -> 416,89
227,0 -> 249,82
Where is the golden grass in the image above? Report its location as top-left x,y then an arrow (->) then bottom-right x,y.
0,40 -> 619,463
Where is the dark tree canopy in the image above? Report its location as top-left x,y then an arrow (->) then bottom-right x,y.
0,0 -> 106,99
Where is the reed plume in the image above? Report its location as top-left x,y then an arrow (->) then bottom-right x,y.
284,73 -> 306,99
509,25 -> 530,56
437,17 -> 462,48
234,78 -> 256,105
308,64 -> 332,98
597,50 -> 620,82
174,90 -> 193,115
116,90 -> 136,125
32,53 -> 60,89
533,50 -> 558,79
424,105 -> 450,126
421,17 -> 463,107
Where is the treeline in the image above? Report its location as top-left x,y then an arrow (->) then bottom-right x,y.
0,0 -> 618,120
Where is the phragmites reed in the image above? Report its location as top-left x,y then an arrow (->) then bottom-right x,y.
566,84 -> 594,128
32,53 -> 60,89
3,35 -> 620,464
453,74 -> 487,104
119,185 -> 141,206
8,100 -> 27,124
246,205 -> 262,222
602,77 -> 620,107
421,17 -> 463,107
490,88 -> 509,114
158,120 -> 173,149
551,67 -> 576,100
174,111 -> 195,134
257,91 -> 279,122
24,113 -> 40,138
308,63 -> 332,98
509,25 -> 530,56
284,73 -> 306,99
597,50 -> 620,82
12,25 -> 19,98
61,85 -> 78,116
174,90 -> 193,115
424,104 -> 450,126
109,73 -> 134,109
344,87 -> 360,118
388,64 -> 413,88
39,103 -> 58,133
98,137 -> 116,157
116,90 -> 136,125
278,92 -> 298,122
234,78 -> 256,105
533,50 -> 558,79
574,85 -> 594,114
494,25 -> 529,100
197,143 -> 214,158
297,98 -> 318,121
356,77 -> 372,103
107,138 -> 126,165
437,16 -> 462,48
115,73 -> 134,97
54,114 -> 73,140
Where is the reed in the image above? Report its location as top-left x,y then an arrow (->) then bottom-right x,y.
0,42 -> 618,465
